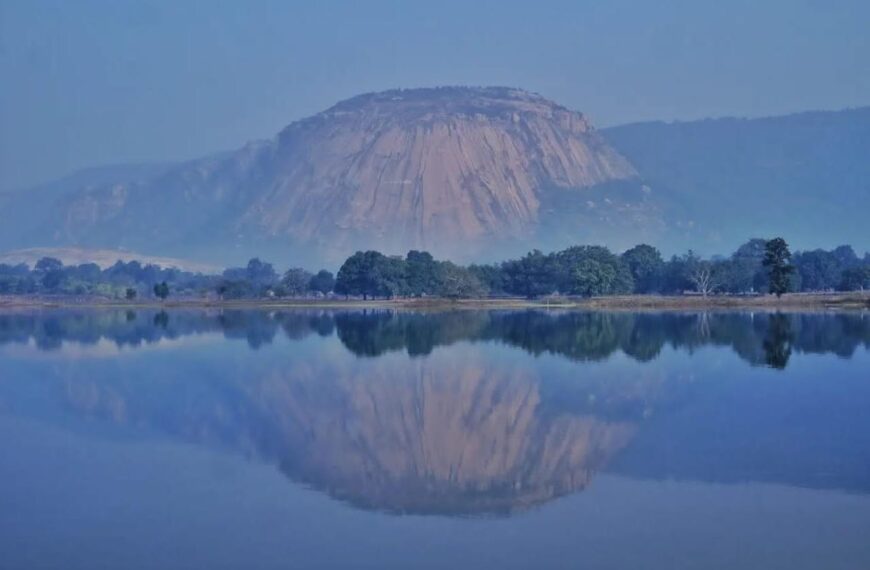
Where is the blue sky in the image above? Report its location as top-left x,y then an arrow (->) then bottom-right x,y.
1,0 -> 868,190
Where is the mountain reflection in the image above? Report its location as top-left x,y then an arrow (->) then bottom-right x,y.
46,339 -> 656,516
1,309 -> 868,367
1,309 -> 868,516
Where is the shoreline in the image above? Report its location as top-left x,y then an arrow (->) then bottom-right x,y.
1,292 -> 868,312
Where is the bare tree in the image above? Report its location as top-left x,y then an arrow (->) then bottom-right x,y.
688,261 -> 719,296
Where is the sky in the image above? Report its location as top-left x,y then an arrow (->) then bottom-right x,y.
1,0 -> 868,191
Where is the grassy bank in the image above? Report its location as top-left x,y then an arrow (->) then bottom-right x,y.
1,292 -> 868,311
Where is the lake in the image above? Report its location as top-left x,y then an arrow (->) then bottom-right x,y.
1,308 -> 869,569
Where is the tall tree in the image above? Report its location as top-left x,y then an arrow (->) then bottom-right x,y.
762,238 -> 795,297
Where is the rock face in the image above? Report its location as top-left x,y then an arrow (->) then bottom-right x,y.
1,87 -> 641,265
255,87 -> 636,255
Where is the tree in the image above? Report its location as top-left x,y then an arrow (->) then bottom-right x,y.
153,281 -> 170,300
621,244 -> 664,293
125,288 -> 137,300
793,246 -> 860,292
72,263 -> 102,283
687,259 -> 719,296
405,250 -> 439,296
554,245 -> 633,295
793,249 -> 840,291
468,263 -> 506,295
245,258 -> 278,286
281,268 -> 313,296
41,268 -> 65,291
762,238 -> 795,297
721,238 -> 768,293
661,254 -> 693,293
308,270 -> 335,295
839,266 -> 870,291
370,255 -> 408,298
335,252 -> 367,298
35,257 -> 63,273
502,250 -> 556,298
436,262 -> 487,299
572,258 -> 617,296
335,251 -> 407,299
216,279 -> 254,299
35,257 -> 64,291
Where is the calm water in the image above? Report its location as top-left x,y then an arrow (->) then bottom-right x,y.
1,309 -> 869,569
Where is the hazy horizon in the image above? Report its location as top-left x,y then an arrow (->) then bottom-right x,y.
2,0 -> 869,191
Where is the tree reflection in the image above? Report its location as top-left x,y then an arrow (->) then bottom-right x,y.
0,309 -> 867,367
1,308 -> 868,515
763,313 -> 793,369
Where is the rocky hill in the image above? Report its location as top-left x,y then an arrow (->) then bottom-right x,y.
3,90 -> 866,266
0,87 -> 648,266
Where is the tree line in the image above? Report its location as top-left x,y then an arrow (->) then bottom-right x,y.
1,237 -> 868,300
331,238 -> 869,299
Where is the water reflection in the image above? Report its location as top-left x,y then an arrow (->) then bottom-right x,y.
1,309 -> 867,367
0,309 -> 868,516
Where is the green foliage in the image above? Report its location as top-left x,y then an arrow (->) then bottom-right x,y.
216,280 -> 255,299
281,268 -> 313,296
404,251 -> 438,297
467,263 -> 506,295
763,238 -> 795,297
502,250 -> 557,298
245,258 -> 278,285
717,238 -> 769,293
1,238 -> 866,301
621,244 -> 664,293
571,259 -> 617,296
335,251 -> 407,299
554,245 -> 634,296
839,266 -> 870,291
793,246 -> 860,291
308,270 -> 335,295
436,262 -> 487,299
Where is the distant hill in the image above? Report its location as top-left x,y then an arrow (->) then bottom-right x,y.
0,247 -> 218,273
1,90 -> 867,267
0,87 -> 652,266
601,107 -> 870,255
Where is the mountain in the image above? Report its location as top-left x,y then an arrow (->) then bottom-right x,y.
0,87 -> 651,266
2,91 -> 867,267
601,107 -> 870,254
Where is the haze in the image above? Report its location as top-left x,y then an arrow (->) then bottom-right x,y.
2,0 -> 869,191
